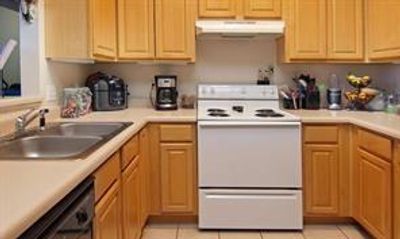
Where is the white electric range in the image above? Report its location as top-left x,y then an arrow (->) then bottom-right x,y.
197,84 -> 303,230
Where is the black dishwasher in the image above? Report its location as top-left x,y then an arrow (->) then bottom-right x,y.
19,177 -> 94,239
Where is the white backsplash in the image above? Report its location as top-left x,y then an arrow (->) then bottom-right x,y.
90,40 -> 396,99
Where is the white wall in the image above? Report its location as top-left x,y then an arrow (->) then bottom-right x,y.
19,1 -> 90,100
380,65 -> 400,90
19,7 -> 40,97
92,39 -> 391,99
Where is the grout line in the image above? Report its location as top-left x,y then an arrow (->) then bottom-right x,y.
176,223 -> 180,239
336,224 -> 351,239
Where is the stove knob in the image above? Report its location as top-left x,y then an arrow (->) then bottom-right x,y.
201,87 -> 207,95
241,88 -> 246,95
210,88 -> 215,95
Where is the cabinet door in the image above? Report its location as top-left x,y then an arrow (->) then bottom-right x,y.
117,0 -> 155,59
304,145 -> 340,216
286,0 -> 327,60
155,0 -> 196,61
139,128 -> 150,227
94,182 -> 122,239
355,149 -> 392,239
122,159 -> 141,239
367,0 -> 400,61
327,0 -> 363,60
91,0 -> 117,59
243,0 -> 281,19
199,0 -> 236,18
160,143 -> 195,213
395,142 -> 400,239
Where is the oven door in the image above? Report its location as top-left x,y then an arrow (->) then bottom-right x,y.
198,121 -> 302,188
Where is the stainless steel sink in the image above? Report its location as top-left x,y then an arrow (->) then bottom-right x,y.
0,122 -> 132,160
0,136 -> 102,159
43,122 -> 128,137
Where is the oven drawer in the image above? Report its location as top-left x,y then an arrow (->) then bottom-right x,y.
199,189 -> 303,230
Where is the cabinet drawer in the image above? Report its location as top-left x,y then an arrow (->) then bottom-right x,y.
304,125 -> 339,144
121,135 -> 139,170
358,128 -> 392,160
159,124 -> 193,142
94,152 -> 121,202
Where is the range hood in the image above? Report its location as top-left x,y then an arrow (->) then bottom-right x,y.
196,20 -> 285,39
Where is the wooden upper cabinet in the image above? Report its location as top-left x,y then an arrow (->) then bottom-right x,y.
91,0 -> 118,60
117,0 -> 155,59
199,0 -> 237,18
199,0 -> 281,19
243,0 -> 281,19
285,0 -> 327,60
155,0 -> 196,61
45,0 -> 92,60
327,0 -> 363,60
304,144 -> 340,216
367,0 -> 400,61
355,149 -> 392,239
160,143 -> 195,213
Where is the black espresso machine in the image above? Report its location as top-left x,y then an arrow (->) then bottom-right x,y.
153,75 -> 178,110
86,72 -> 129,111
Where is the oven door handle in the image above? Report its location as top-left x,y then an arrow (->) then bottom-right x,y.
198,121 -> 301,127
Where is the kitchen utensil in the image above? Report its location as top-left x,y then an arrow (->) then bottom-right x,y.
327,88 -> 342,110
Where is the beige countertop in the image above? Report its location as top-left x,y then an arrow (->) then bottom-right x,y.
289,109 -> 400,139
0,104 -> 196,239
1,103 -> 400,238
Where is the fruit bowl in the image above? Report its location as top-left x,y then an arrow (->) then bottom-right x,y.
346,74 -> 372,88
345,90 -> 376,110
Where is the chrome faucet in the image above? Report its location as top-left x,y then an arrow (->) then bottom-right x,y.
15,108 -> 49,134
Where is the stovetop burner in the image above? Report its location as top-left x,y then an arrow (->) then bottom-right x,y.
256,109 -> 275,114
208,108 -> 226,114
208,112 -> 230,117
255,113 -> 284,118
255,109 -> 284,118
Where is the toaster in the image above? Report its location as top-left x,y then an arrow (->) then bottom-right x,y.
86,72 -> 129,111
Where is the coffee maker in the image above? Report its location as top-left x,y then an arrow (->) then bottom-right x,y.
154,75 -> 178,110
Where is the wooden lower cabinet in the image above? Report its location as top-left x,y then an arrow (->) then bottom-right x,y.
303,124 -> 350,218
304,144 -> 340,216
354,148 -> 392,239
94,181 -> 122,239
148,123 -> 197,217
122,158 -> 141,239
395,142 -> 400,239
139,128 -> 151,227
160,143 -> 195,213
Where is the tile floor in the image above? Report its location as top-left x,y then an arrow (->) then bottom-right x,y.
141,223 -> 371,239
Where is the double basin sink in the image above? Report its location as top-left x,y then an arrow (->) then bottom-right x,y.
0,122 -> 132,160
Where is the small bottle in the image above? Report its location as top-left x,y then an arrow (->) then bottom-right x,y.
385,94 -> 397,114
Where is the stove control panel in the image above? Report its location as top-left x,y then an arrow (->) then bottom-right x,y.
198,84 -> 279,100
